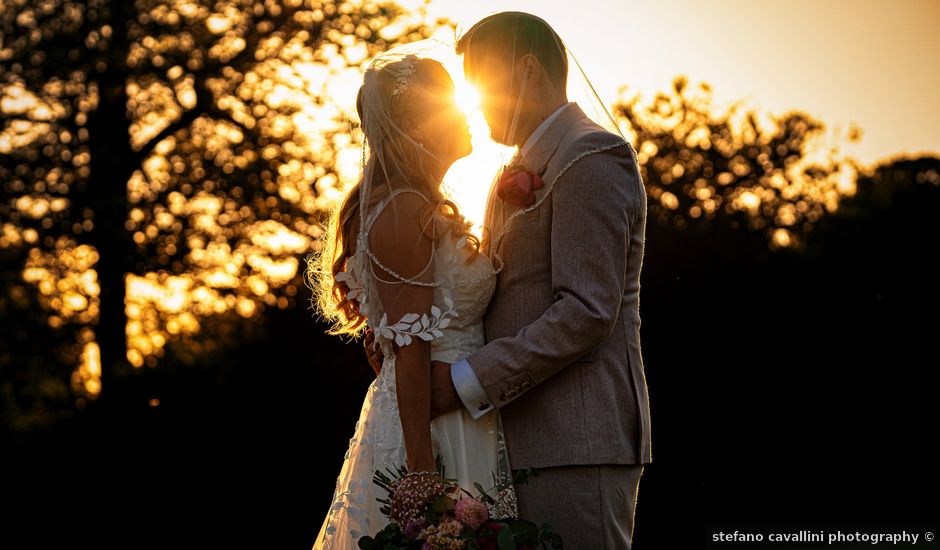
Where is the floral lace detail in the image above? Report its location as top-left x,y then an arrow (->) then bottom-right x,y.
375,293 -> 458,347
334,255 -> 371,317
335,250 -> 459,349
315,357 -> 408,548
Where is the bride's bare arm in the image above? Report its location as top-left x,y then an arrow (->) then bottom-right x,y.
368,192 -> 438,473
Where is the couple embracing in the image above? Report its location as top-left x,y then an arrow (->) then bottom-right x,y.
307,11 -> 651,549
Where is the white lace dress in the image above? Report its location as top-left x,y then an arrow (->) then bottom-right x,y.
312,188 -> 517,549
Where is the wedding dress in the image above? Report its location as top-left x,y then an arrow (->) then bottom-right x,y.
312,187 -> 517,549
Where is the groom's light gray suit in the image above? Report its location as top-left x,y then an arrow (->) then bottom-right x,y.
450,101 -> 651,548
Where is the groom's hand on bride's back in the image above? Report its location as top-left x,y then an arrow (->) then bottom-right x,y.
430,360 -> 462,420
363,330 -> 461,419
363,328 -> 389,376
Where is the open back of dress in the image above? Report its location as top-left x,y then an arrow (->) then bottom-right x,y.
313,188 -> 516,549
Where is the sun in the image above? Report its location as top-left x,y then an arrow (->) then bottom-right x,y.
438,57 -> 514,237
455,81 -> 480,115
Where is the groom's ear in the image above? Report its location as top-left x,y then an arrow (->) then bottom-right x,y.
518,53 -> 542,88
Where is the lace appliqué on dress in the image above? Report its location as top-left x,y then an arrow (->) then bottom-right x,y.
375,297 -> 457,347
336,252 -> 459,349
316,355 -> 408,548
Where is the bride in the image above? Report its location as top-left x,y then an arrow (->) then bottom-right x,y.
304,49 -> 517,549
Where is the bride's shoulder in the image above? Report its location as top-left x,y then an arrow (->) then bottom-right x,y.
364,189 -> 445,271
367,189 -> 434,235
367,189 -> 470,253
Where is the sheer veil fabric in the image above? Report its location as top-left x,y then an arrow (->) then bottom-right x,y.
307,16 -> 636,546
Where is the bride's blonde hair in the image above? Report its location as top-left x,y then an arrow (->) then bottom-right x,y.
305,57 -> 481,338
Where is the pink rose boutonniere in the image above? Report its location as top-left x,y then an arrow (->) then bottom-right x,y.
496,158 -> 544,208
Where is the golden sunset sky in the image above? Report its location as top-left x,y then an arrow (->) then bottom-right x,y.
421,0 -> 940,168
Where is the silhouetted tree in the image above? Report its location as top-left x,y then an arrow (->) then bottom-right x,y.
614,75 -> 863,255
0,0 -> 445,433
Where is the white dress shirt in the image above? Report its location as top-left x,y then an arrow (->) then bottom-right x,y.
449,101 -> 574,420
520,101 -> 573,159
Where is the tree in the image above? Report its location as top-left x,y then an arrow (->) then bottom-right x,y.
0,0 -> 446,434
613,75 -> 863,255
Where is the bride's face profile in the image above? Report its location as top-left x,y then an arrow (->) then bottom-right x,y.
404,62 -> 472,166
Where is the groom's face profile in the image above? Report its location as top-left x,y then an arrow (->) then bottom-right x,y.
457,12 -> 569,146
464,56 -> 519,145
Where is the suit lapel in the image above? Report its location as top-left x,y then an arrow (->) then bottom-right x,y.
489,103 -> 588,256
522,102 -> 586,207
481,178 -> 502,257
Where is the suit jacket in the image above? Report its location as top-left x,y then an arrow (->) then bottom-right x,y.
466,102 -> 652,469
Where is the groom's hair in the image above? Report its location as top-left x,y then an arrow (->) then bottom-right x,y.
456,11 -> 568,92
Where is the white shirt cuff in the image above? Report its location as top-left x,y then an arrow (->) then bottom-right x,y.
450,358 -> 494,420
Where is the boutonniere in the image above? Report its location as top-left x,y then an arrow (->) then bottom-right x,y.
496,156 -> 544,208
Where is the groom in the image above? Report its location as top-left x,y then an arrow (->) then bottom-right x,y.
367,11 -> 651,549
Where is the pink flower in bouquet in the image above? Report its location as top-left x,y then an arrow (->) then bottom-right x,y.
454,497 -> 488,529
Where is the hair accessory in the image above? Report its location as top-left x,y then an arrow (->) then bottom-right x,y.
391,54 -> 418,98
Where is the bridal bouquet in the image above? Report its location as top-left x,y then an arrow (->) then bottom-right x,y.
357,458 -> 564,550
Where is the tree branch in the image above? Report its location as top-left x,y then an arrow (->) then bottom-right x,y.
132,6 -> 307,164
